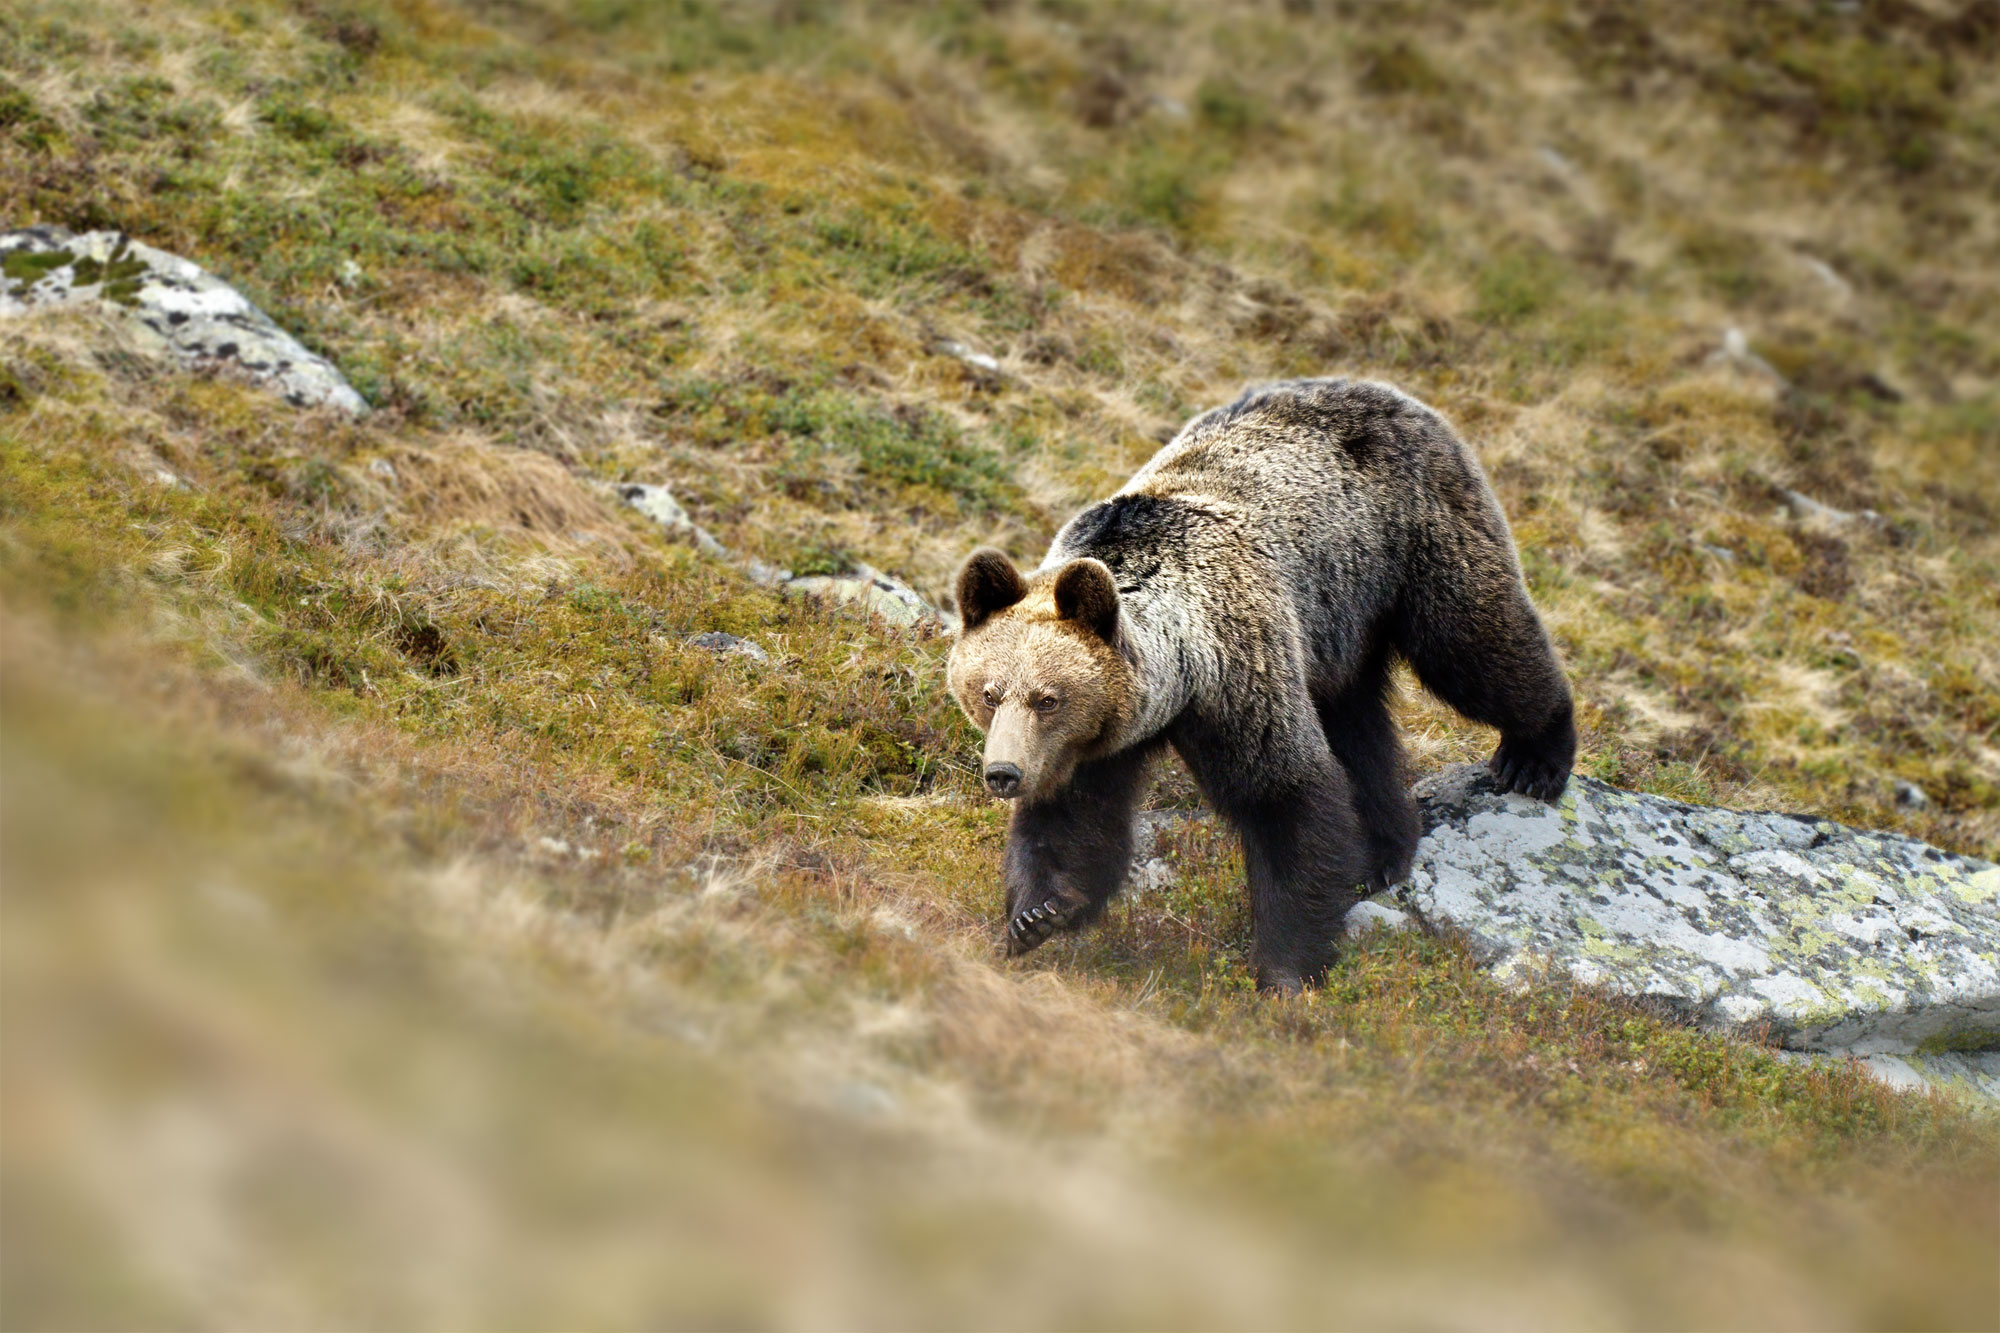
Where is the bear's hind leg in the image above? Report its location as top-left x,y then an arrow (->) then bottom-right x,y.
1001,743 -> 1157,956
1314,649 -> 1419,891
1394,548 -> 1576,801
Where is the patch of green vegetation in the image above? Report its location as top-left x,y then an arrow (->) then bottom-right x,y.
69,238 -> 149,307
811,201 -> 984,293
1677,222 -> 1770,306
1,248 -> 67,291
1195,76 -> 1268,139
658,374 -> 1026,521
1915,1025 -> 2000,1057
83,73 -> 219,145
1474,246 -> 1567,327
0,75 -> 61,151
1356,39 -> 1450,98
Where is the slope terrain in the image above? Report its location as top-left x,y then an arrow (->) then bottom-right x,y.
4,1 -> 1998,1325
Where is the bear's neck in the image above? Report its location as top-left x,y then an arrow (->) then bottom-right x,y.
1110,605 -> 1198,748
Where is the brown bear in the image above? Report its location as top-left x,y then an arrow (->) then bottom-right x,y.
946,377 -> 1575,993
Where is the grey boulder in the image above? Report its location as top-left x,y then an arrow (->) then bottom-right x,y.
1400,765 -> 1998,1075
1,226 -> 366,414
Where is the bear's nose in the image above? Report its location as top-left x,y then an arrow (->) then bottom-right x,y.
984,762 -> 1022,798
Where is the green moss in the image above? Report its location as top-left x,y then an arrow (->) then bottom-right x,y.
1916,1027 -> 2000,1057
2,248 -> 69,286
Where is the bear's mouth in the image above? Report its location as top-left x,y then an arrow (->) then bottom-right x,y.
1005,896 -> 1078,955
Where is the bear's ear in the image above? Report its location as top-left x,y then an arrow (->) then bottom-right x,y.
1053,558 -> 1120,642
956,547 -> 1028,631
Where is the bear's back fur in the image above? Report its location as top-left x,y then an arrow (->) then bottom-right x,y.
1047,377 -> 1523,706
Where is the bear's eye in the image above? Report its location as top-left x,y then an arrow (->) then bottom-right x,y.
982,685 -> 1001,708
1035,694 -> 1061,714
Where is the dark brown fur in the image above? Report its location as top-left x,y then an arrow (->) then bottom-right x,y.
949,378 -> 1575,992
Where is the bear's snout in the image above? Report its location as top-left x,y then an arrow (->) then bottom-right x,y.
983,762 -> 1023,798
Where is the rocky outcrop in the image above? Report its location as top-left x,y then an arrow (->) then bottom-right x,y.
781,565 -> 938,628
1399,765 -> 1998,1098
1,227 -> 367,414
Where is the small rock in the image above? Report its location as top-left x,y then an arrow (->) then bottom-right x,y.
367,457 -> 397,482
1712,327 -> 1789,388
1697,543 -> 1737,564
1147,94 -> 1190,119
533,835 -> 600,862
1859,1053 -> 1931,1094
688,631 -> 769,664
742,559 -> 793,587
936,339 -> 1002,374
1797,254 -> 1853,301
1131,858 -> 1177,894
1780,489 -> 1855,526
618,482 -> 728,557
1126,810 -> 1193,894
1,227 -> 367,413
1894,780 -> 1930,811
832,1081 -> 899,1119
620,481 -> 691,528
1344,897 -> 1414,937
782,563 -> 939,628
1536,145 -> 1575,179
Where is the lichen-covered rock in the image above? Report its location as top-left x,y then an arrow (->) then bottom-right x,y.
618,483 -> 727,557
1401,765 -> 1999,1058
1,226 -> 366,413
688,631 -> 769,664
782,564 -> 941,628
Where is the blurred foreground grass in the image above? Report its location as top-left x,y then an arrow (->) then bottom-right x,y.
6,580 -> 1997,1328
3,0 -> 1999,1325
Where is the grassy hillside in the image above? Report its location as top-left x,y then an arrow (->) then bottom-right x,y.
3,1 -> 1998,1326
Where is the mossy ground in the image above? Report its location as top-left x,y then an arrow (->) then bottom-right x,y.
3,1 -> 1998,1326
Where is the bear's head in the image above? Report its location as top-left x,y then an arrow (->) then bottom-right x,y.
946,548 -> 1138,804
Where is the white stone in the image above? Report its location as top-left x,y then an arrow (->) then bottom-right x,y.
618,483 -> 728,557
1345,899 -> 1413,937
936,339 -> 1001,374
782,563 -> 939,627
2,227 -> 366,413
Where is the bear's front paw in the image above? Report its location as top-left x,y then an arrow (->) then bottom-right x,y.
1005,897 -> 1078,956
1489,737 -> 1570,802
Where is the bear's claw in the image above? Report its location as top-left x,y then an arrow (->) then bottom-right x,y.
1489,746 -> 1568,802
1006,897 -> 1072,955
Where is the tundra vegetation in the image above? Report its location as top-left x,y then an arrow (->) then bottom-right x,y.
2,0 -> 1997,1326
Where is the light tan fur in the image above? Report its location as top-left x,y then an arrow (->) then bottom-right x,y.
946,570 -> 1138,803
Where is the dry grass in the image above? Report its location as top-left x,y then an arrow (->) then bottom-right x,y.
4,0 -> 2000,1325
